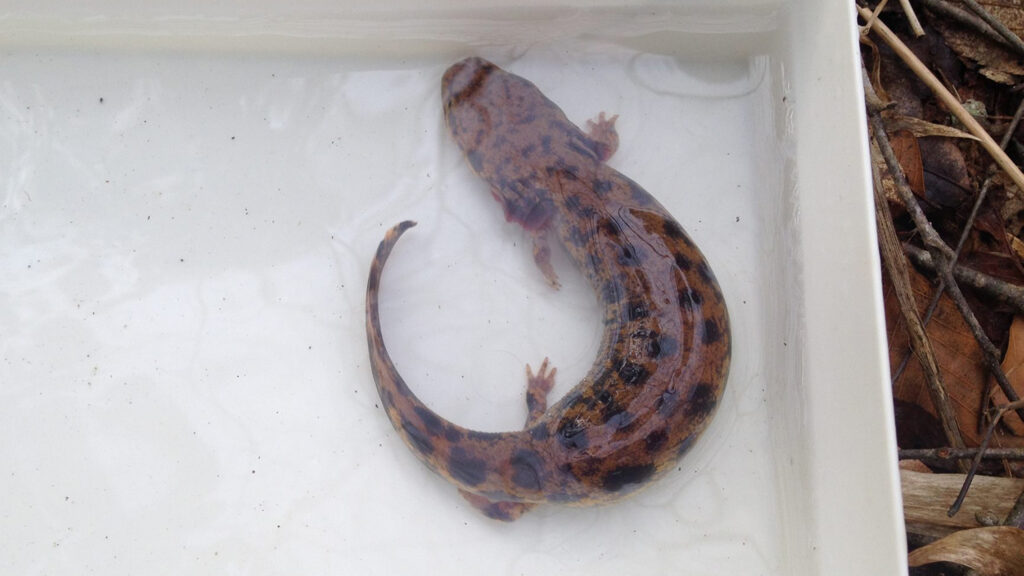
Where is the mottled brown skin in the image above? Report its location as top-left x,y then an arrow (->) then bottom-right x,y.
365,57 -> 731,521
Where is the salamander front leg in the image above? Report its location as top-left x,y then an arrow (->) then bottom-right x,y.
525,358 -> 556,426
531,231 -> 561,289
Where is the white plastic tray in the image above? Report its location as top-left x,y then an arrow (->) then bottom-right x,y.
0,1 -> 905,574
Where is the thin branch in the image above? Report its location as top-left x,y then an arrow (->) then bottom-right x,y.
1005,488 -> 1024,529
920,0 -> 1015,49
870,108 -> 967,452
960,0 -> 1024,57
899,447 -> 1024,460
864,69 -> 1024,426
857,5 -> 1024,194
949,398 -> 1024,516
902,243 -> 1024,315
897,0 -> 925,37
891,93 -> 1024,381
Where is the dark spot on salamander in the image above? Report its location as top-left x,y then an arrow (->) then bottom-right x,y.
605,408 -> 635,430
679,287 -> 702,309
530,424 -> 550,441
662,220 -> 687,240
674,253 -> 693,271
466,149 -> 484,173
645,336 -> 661,359
676,433 -> 697,458
618,243 -> 640,266
656,335 -> 679,358
593,179 -> 614,195
697,260 -> 714,283
568,225 -> 588,247
601,279 -> 623,305
599,218 -> 622,238
628,181 -> 651,204
684,382 -> 718,420
601,463 -> 655,492
541,134 -> 552,154
655,389 -> 679,416
568,137 -> 598,160
557,417 -> 589,450
444,427 -> 464,443
563,195 -> 598,221
626,299 -> 649,321
380,387 -> 395,409
614,359 -> 650,387
413,405 -> 444,437
519,143 -> 536,159
563,193 -> 582,212
644,429 -> 669,453
595,388 -> 615,406
449,446 -> 488,487
553,160 -> 579,181
703,319 -> 722,344
508,449 -> 544,491
401,422 -> 435,456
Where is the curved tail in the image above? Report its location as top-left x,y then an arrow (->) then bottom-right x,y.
365,221 -> 539,516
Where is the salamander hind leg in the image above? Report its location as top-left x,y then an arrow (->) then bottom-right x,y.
458,489 -> 534,522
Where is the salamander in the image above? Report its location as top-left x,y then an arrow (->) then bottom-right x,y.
365,57 -> 731,521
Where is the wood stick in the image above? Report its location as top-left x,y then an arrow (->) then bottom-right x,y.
871,120 -> 967,453
903,469 -> 1024,537
857,5 -> 1024,194
960,0 -> 1024,57
900,447 -> 1024,461
902,243 -> 1024,315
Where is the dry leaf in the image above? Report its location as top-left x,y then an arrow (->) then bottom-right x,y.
1009,233 -> 1024,262
885,114 -> 981,140
994,315 -> 1024,434
886,265 -> 1024,447
891,130 -> 927,197
931,12 -> 1024,85
887,265 -> 989,445
908,526 -> 1024,574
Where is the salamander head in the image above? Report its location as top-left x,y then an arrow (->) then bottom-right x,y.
441,57 -> 567,231
441,57 -> 558,157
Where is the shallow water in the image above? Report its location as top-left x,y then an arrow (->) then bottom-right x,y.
1,14 -> 797,575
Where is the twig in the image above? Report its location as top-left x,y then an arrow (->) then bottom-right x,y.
902,243 -> 1024,315
897,0 -> 925,37
890,93 -> 1024,382
960,0 -> 1024,58
864,67 -> 1024,426
857,5 -> 1024,194
919,0 -> 1016,50
949,398 -> 1024,516
870,104 -> 967,452
1005,488 -> 1024,528
899,447 -> 1024,461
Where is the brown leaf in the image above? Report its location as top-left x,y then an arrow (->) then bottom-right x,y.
919,136 -> 971,208
886,265 -> 1024,448
885,114 -> 981,140
892,130 -> 927,198
995,315 -> 1024,434
931,13 -> 1024,85
887,265 -> 988,445
908,526 -> 1024,574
